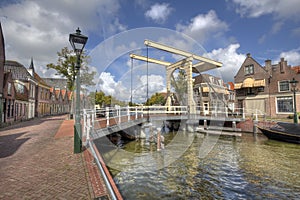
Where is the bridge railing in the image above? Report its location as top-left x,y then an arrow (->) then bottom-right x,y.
93,105 -> 188,127
195,105 -> 266,119
90,105 -> 266,130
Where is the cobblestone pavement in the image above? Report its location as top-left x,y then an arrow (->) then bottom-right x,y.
0,115 -> 94,199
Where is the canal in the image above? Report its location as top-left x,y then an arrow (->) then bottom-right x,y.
95,131 -> 300,199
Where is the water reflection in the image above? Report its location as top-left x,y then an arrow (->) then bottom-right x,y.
96,132 -> 300,199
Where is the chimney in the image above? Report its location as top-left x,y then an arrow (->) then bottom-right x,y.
279,57 -> 285,73
246,53 -> 251,58
265,59 -> 272,75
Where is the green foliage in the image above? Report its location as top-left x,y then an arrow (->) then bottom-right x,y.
47,47 -> 96,91
145,92 -> 166,106
94,90 -> 127,107
171,69 -> 187,104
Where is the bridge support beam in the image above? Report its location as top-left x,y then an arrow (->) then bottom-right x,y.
166,69 -> 172,110
184,59 -> 196,114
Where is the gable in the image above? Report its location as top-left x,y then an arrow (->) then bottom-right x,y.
234,55 -> 268,83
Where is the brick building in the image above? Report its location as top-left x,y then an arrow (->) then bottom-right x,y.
193,74 -> 232,115
234,53 -> 300,118
0,25 -> 72,127
0,23 -> 5,124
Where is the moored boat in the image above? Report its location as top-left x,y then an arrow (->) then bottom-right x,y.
257,122 -> 300,144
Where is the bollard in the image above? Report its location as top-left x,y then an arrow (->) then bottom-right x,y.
127,106 -> 130,121
135,106 -> 138,119
204,119 -> 207,130
232,121 -> 236,131
118,107 -> 121,124
106,107 -> 109,126
253,120 -> 258,134
157,129 -> 161,151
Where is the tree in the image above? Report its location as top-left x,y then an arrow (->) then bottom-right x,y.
145,92 -> 166,106
47,47 -> 96,91
94,90 -> 127,107
171,69 -> 187,105
47,47 -> 96,116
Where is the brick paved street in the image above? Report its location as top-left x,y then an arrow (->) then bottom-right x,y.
0,115 -> 98,199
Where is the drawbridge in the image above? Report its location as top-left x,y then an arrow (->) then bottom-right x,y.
130,39 -> 222,114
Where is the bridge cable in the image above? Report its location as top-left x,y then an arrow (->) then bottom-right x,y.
131,56 -> 133,105
146,45 -> 150,121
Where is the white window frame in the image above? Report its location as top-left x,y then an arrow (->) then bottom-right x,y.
245,64 -> 254,75
7,82 -> 12,95
276,96 -> 293,114
278,80 -> 290,92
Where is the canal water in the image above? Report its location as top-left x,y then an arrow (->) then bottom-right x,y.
96,131 -> 300,199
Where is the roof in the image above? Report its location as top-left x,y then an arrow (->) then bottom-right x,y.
34,72 -> 51,88
292,66 -> 300,74
4,60 -> 32,81
43,78 -> 68,89
227,82 -> 234,90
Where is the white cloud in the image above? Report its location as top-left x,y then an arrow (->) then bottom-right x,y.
97,72 -> 165,103
203,44 -> 246,82
279,48 -> 300,66
98,72 -> 120,96
176,10 -> 228,44
0,0 -> 124,78
231,0 -> 300,20
145,3 -> 173,24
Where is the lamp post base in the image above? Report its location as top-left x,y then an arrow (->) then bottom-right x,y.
74,123 -> 82,153
294,114 -> 299,124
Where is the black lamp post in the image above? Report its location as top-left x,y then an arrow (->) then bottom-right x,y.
290,78 -> 298,124
69,28 -> 88,153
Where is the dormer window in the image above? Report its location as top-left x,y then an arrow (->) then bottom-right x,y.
245,64 -> 254,75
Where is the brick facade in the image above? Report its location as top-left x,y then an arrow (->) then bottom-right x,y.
234,53 -> 300,118
0,23 -> 5,124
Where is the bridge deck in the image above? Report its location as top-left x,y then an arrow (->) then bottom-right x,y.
90,114 -> 245,140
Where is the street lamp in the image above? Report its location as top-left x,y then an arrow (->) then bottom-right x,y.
290,78 -> 298,124
69,28 -> 88,153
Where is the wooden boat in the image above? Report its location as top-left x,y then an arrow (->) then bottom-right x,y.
257,122 -> 300,144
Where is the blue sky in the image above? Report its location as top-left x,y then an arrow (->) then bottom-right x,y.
1,0 -> 300,102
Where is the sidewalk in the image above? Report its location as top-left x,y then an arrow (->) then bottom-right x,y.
0,115 -> 109,199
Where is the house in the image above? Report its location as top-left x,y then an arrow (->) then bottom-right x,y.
0,22 -> 5,124
26,58 -> 37,119
234,53 -> 300,118
0,24 -> 72,127
44,78 -> 71,115
193,74 -> 231,115
34,72 -> 52,117
4,60 -> 34,122
2,72 -> 16,124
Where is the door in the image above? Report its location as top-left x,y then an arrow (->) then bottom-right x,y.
203,102 -> 209,115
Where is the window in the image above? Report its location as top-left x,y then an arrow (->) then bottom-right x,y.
17,83 -> 24,94
279,81 -> 290,92
8,82 -> 12,96
257,87 -> 264,92
30,84 -> 35,98
277,96 -> 293,113
245,64 -> 254,75
7,100 -> 11,117
247,88 -> 255,95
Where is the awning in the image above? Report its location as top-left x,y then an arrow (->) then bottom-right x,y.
234,83 -> 242,89
243,78 -> 254,88
202,87 -> 210,92
254,79 -> 265,87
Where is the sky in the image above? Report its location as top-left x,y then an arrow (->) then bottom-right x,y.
1,0 -> 300,103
